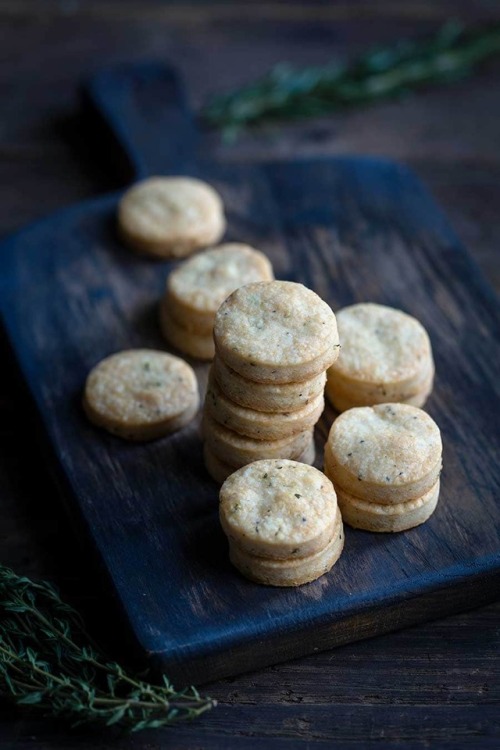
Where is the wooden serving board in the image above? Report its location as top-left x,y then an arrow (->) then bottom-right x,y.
1,64 -> 499,685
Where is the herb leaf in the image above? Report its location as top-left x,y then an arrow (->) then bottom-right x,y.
0,565 -> 215,731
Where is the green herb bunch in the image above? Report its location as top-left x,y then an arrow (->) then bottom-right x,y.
203,21 -> 500,139
0,565 -> 215,731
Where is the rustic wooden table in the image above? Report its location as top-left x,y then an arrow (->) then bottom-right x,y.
0,2 -> 499,748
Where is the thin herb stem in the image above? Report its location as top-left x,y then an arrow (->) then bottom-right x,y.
202,20 -> 500,139
0,564 -> 215,731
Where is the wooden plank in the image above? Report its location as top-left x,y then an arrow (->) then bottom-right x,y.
1,64 -> 499,686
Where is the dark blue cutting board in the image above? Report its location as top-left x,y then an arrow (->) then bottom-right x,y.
1,64 -> 499,685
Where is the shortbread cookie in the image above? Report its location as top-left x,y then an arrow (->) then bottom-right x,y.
228,511 -> 344,587
205,370 -> 324,440
83,349 -> 199,440
213,281 -> 340,383
219,459 -> 339,559
214,356 -> 326,413
327,303 -> 434,404
204,438 -> 315,485
337,480 -> 440,532
118,177 -> 225,259
166,244 -> 274,333
326,365 -> 434,413
159,301 -> 214,360
324,404 -> 442,504
203,413 -> 313,467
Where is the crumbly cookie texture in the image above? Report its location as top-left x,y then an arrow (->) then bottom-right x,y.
336,480 -> 440,532
83,349 -> 199,440
219,459 -> 338,559
213,281 -> 339,382
325,364 -> 434,413
203,413 -> 313,466
328,303 -> 432,385
325,403 -> 442,497
205,369 -> 324,440
118,176 -> 225,259
166,244 -> 274,331
159,300 -> 215,360
213,357 -> 326,413
228,512 -> 344,587
204,439 -> 315,485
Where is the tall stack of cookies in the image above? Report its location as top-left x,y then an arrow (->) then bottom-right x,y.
203,280 -> 340,482
324,403 -> 442,532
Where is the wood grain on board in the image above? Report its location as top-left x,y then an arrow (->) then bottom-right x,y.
1,64 -> 499,686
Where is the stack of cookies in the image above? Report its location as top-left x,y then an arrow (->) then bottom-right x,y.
160,243 -> 274,360
219,459 -> 344,586
203,280 -> 340,482
324,403 -> 442,532
326,303 -> 434,412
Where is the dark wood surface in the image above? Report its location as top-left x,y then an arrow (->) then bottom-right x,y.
2,61 -> 500,686
1,2 -> 499,747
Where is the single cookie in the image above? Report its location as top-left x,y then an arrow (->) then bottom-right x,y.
213,281 -> 340,383
83,349 -> 199,440
228,511 -> 344,587
204,439 -> 316,485
159,300 -> 215,360
324,403 -> 442,504
203,413 -> 314,467
326,365 -> 434,413
219,459 -> 339,559
214,356 -> 326,413
337,479 -> 440,532
327,302 -> 433,392
118,176 -> 225,259
205,369 -> 324,440
166,244 -> 274,334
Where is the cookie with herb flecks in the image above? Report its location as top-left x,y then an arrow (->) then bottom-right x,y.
324,403 -> 442,532
213,281 -> 339,383
213,356 -> 326,413
83,349 -> 199,440
205,368 -> 324,440
219,459 -> 344,586
326,303 -> 434,412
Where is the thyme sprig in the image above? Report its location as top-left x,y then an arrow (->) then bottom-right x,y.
202,21 -> 500,139
0,565 -> 215,731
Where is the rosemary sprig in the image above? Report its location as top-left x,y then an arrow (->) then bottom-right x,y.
0,565 -> 215,731
202,21 -> 500,139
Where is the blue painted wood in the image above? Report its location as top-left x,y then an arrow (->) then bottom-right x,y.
1,64 -> 499,685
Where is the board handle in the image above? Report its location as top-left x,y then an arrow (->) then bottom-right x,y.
83,62 -> 197,181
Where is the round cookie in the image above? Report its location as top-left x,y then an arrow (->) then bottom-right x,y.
213,281 -> 340,383
205,369 -> 324,440
166,244 -> 274,333
118,177 -> 225,259
159,301 -> 215,360
204,439 -> 316,485
327,303 -> 433,398
203,413 -> 314,467
337,480 -> 440,532
228,511 -> 344,587
326,364 -> 434,413
83,349 -> 199,441
324,403 -> 442,504
214,356 -> 326,413
219,459 -> 339,559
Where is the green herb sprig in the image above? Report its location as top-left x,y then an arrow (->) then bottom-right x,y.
0,565 -> 215,731
202,21 -> 500,139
